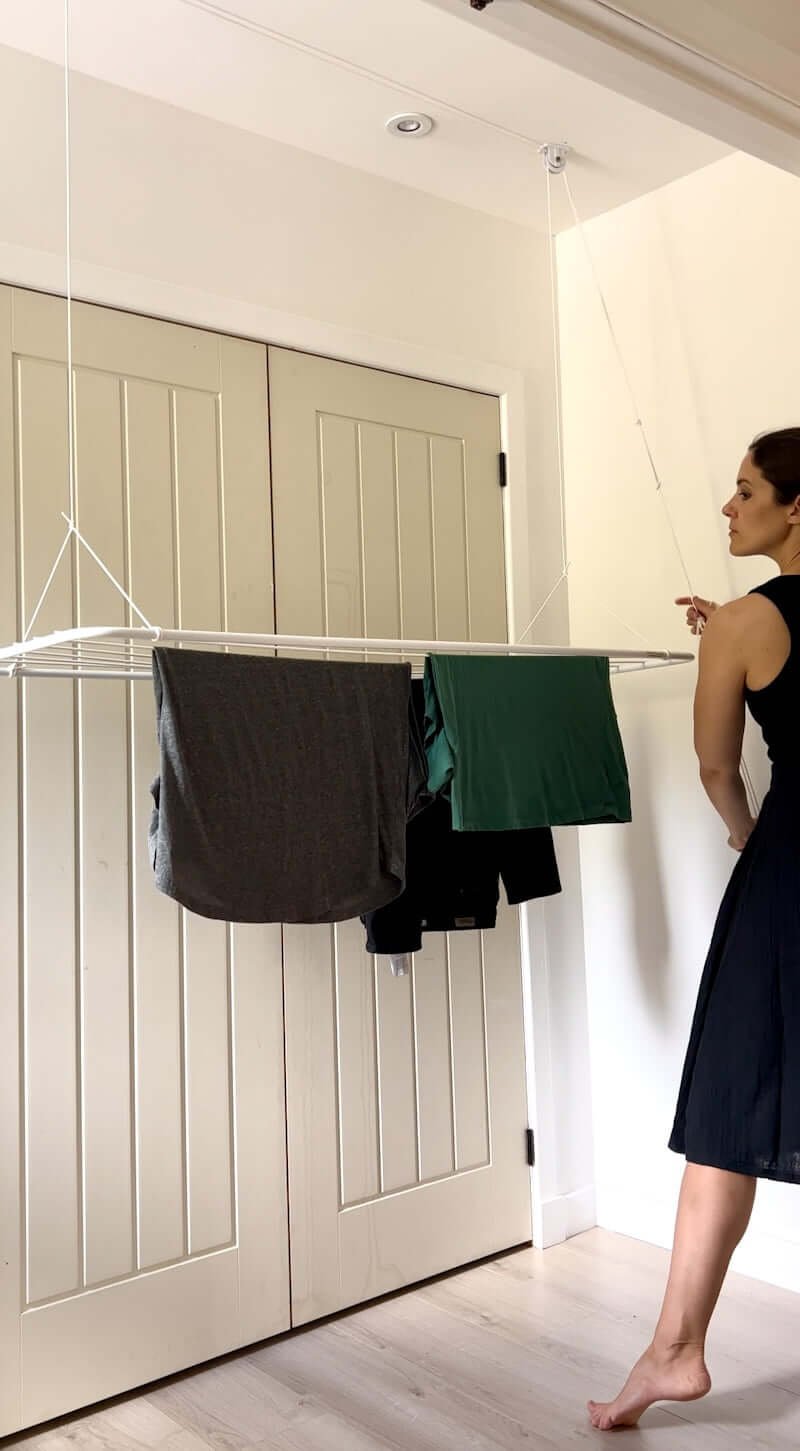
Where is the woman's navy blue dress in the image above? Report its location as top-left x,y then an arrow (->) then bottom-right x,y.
669,575 -> 800,1182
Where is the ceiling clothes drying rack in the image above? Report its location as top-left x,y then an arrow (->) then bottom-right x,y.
3,0 -> 749,783
0,514 -> 692,680
0,5 -> 693,689
0,0 -> 759,975
0,626 -> 694,681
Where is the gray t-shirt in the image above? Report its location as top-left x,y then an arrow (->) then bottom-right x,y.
149,647 -> 413,923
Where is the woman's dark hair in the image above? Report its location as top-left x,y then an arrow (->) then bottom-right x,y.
749,428 -> 800,504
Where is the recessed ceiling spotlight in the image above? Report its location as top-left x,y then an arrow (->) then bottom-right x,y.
385,113 -> 434,138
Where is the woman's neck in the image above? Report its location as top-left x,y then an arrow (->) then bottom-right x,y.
772,541 -> 800,575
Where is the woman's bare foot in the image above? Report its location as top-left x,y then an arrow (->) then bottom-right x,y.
587,1342 -> 712,1431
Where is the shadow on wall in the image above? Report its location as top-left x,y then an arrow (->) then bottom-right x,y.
621,719 -> 673,1017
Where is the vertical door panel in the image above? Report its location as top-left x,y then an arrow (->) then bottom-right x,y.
0,288 -> 288,1437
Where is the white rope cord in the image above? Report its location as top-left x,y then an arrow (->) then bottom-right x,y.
19,0 -> 156,658
20,0 -> 78,648
21,521 -> 74,645
561,170 -> 702,611
20,514 -> 154,656
59,514 -> 154,630
519,156 -> 663,656
64,0 -> 75,528
546,165 -> 569,584
516,566 -> 569,644
517,554 -> 663,655
558,166 -> 761,816
20,0 -> 76,651
593,600 -> 660,655
516,162 -> 571,646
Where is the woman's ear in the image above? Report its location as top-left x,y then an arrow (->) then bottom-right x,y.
788,493 -> 800,525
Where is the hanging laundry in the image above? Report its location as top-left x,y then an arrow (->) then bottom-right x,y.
149,646 -> 416,924
363,796 -> 562,954
406,676 -> 435,822
424,654 -> 631,830
362,680 -> 562,955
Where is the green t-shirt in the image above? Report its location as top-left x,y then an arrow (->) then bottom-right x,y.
424,654 -> 632,830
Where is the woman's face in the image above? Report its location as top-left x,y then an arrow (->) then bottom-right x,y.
721,452 -> 799,558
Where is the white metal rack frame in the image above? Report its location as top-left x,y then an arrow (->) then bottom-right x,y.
0,624 -> 694,680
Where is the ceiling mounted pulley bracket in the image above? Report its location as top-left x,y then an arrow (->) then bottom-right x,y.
538,142 -> 570,175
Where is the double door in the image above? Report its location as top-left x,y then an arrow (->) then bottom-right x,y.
0,290 -> 531,1434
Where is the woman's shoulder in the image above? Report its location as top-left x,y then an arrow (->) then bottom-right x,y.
723,585 -> 797,660
708,590 -> 788,647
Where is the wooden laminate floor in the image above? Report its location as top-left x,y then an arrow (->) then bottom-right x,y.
8,1228 -> 800,1449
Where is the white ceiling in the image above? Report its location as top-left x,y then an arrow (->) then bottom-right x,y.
0,0 -> 730,231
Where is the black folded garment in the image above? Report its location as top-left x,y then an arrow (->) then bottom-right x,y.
362,681 -> 562,955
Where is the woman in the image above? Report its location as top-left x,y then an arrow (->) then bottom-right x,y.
588,427 -> 800,1431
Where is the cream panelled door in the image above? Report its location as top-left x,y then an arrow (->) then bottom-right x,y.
268,346 -> 532,1326
0,288 -> 288,1436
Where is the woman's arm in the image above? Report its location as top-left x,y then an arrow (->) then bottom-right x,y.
692,601 -> 756,849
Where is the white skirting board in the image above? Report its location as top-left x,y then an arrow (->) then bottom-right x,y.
532,1182 -> 597,1249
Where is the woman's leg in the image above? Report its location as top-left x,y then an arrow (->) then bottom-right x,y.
588,1162 -> 757,1431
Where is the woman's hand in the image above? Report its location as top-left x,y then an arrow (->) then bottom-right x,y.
676,595 -> 718,636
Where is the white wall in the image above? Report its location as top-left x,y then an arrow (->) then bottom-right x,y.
558,149 -> 800,1290
0,44 -> 594,1243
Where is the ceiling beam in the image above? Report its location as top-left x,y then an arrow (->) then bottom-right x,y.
425,0 -> 800,178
